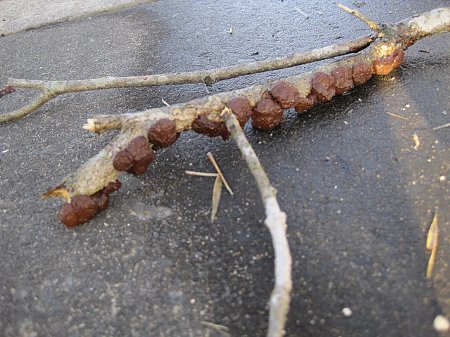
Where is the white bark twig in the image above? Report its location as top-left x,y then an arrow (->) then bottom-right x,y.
222,108 -> 292,337
337,3 -> 381,33
1,36 -> 373,123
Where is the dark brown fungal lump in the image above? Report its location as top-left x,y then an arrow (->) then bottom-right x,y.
92,191 -> 109,211
103,180 -> 122,194
191,115 -> 230,139
58,204 -> 79,228
311,72 -> 336,102
352,62 -> 373,85
270,81 -> 301,108
227,96 -> 253,127
331,67 -> 353,94
295,94 -> 317,114
127,151 -> 156,176
252,98 -> 283,130
373,49 -> 405,75
147,119 -> 178,149
126,136 -> 153,162
113,149 -> 134,171
71,195 -> 99,224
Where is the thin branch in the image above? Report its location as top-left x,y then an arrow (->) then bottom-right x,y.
222,109 -> 292,337
1,36 -> 373,124
337,3 -> 381,33
0,90 -> 56,123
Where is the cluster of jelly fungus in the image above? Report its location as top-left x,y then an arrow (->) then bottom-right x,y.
57,180 -> 122,227
191,115 -> 230,140
227,96 -> 253,127
311,72 -> 336,102
251,98 -> 283,130
113,136 -> 155,175
147,118 -> 178,150
352,62 -> 373,86
270,81 -> 301,109
331,66 -> 354,94
373,49 -> 405,75
294,94 -> 317,114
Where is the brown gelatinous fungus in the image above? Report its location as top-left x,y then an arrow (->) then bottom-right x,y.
270,81 -> 301,108
126,136 -> 153,162
311,72 -> 336,102
295,94 -> 317,114
147,118 -> 178,149
71,195 -> 99,224
127,151 -> 155,176
0,85 -> 15,99
352,62 -> 373,85
92,192 -> 109,211
373,49 -> 405,75
227,96 -> 253,127
58,204 -> 79,228
192,115 -> 230,139
252,98 -> 284,130
331,66 -> 354,94
113,149 -> 134,171
103,180 -> 122,194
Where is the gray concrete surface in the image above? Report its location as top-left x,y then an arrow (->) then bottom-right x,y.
0,0 -> 156,35
0,1 -> 449,336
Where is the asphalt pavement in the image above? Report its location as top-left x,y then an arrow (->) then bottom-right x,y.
0,1 -> 449,336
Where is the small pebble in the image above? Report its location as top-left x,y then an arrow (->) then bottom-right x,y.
433,315 -> 450,333
342,307 -> 352,317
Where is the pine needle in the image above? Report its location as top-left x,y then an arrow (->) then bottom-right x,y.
207,152 -> 233,195
426,212 -> 439,278
211,176 -> 223,223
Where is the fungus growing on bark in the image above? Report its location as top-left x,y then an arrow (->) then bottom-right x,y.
331,66 -> 354,94
191,115 -> 230,139
127,151 -> 156,176
311,72 -> 336,102
147,118 -> 178,149
270,81 -> 301,108
295,94 -> 317,114
252,98 -> 284,130
113,150 -> 134,171
57,204 -> 79,228
71,195 -> 99,224
227,96 -> 253,127
373,49 -> 405,75
113,136 -> 155,175
352,62 -> 373,85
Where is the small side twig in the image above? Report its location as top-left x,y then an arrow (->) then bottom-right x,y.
337,3 -> 381,33
222,109 -> 292,337
0,90 -> 56,123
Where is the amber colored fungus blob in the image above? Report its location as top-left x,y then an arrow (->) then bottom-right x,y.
311,72 -> 336,102
227,96 -> 253,127
92,192 -> 109,211
352,62 -> 373,85
331,66 -> 353,94
58,203 -> 79,227
192,115 -> 230,139
71,195 -> 99,224
252,98 -> 283,130
113,149 -> 134,171
295,94 -> 317,114
373,49 -> 405,75
148,119 -> 178,149
270,81 -> 301,109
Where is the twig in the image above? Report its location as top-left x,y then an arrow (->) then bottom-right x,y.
0,90 -> 55,123
222,108 -> 292,337
385,111 -> 409,120
1,36 -> 373,123
207,152 -> 233,196
337,3 -> 381,33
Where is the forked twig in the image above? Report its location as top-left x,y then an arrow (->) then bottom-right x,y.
1,36 -> 373,123
222,108 -> 292,337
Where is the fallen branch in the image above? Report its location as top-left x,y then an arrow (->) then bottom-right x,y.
1,36 -> 373,123
223,109 -> 292,337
